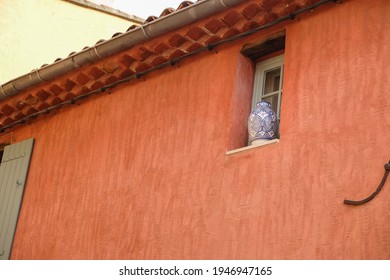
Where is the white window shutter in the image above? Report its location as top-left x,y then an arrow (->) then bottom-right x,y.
0,138 -> 34,260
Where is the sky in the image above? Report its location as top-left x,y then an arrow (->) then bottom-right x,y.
90,0 -> 187,19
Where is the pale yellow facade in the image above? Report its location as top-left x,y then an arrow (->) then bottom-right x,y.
0,0 -> 141,84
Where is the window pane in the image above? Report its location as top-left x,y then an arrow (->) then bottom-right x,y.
262,95 -> 279,115
263,68 -> 281,94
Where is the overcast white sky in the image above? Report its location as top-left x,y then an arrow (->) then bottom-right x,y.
90,0 -> 186,19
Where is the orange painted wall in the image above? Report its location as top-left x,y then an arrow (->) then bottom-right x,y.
9,0 -> 390,259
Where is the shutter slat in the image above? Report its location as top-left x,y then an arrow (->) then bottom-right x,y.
0,138 -> 34,260
0,155 -> 17,239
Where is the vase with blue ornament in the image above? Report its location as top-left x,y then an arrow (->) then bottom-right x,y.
248,101 -> 277,145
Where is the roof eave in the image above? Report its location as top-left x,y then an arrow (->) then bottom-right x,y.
0,0 -> 247,101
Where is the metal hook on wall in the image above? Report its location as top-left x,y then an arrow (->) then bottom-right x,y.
344,160 -> 390,206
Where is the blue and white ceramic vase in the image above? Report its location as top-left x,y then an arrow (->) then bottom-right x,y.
248,101 -> 277,145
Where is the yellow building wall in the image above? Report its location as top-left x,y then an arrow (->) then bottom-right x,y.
0,0 -> 140,84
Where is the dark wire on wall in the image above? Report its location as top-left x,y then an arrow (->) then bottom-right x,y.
344,160 -> 390,205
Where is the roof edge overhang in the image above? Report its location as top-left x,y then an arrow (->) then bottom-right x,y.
0,0 -> 247,101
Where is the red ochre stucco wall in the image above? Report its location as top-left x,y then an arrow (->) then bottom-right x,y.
9,0 -> 390,259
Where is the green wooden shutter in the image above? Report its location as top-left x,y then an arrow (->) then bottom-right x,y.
0,138 -> 34,260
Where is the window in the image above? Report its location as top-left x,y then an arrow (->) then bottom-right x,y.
252,54 -> 284,137
226,31 -> 285,154
0,138 -> 34,260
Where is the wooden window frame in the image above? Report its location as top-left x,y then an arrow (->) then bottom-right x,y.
252,54 -> 284,120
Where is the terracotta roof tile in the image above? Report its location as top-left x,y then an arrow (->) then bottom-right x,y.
1,117 -> 14,126
47,86 -> 61,97
23,106 -> 39,116
167,49 -> 187,61
126,25 -> 138,32
64,92 -> 77,101
133,61 -> 151,73
61,79 -> 77,92
119,54 -> 137,67
1,104 -> 14,115
36,102 -> 50,111
88,67 -> 106,79
153,42 -> 171,55
177,1 -> 194,10
50,97 -> 64,106
89,81 -> 104,91
111,32 -> 123,38
73,86 -> 89,96
36,89 -> 51,102
103,75 -> 119,85
117,68 -> 136,80
223,10 -> 245,27
186,26 -> 210,41
144,15 -> 159,23
13,112 -> 26,121
204,18 -> 226,34
102,62 -> 120,74
148,56 -> 168,67
168,33 -> 190,48
241,3 -> 265,19
160,8 -> 176,17
242,20 -> 262,32
202,34 -> 221,45
75,73 -> 91,86
14,100 -> 26,111
135,46 -> 154,61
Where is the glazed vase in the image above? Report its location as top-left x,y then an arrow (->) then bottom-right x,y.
248,101 -> 277,145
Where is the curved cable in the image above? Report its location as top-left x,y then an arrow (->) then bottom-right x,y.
344,160 -> 390,205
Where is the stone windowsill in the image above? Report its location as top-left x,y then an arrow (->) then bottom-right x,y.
226,139 -> 279,155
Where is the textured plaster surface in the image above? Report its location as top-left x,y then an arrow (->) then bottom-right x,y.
7,0 -> 390,259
